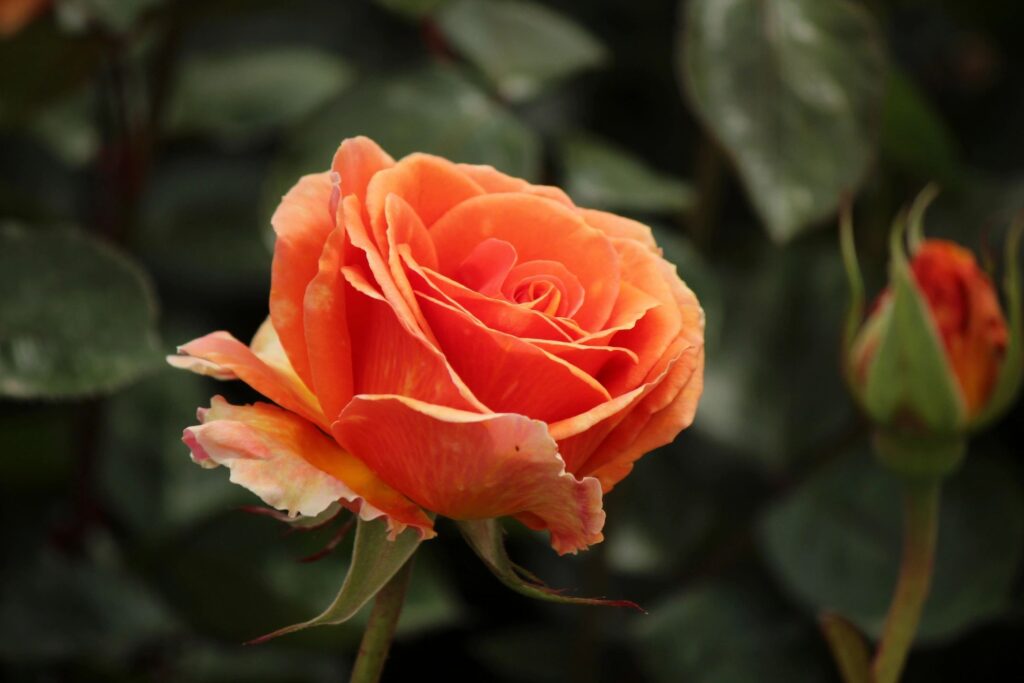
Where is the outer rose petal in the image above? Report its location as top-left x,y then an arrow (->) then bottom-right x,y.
171,331 -> 324,428
456,164 -> 576,207
184,396 -> 433,538
269,172 -> 337,389
333,395 -> 605,555
331,136 -> 395,204
580,208 -> 659,253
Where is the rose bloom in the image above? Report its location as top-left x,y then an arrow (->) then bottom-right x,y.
170,137 -> 704,555
853,239 -> 1008,419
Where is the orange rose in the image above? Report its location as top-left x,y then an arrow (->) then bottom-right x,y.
853,239 -> 1008,420
169,136 -> 704,555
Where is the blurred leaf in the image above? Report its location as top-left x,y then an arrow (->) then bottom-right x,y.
758,446 -> 1024,642
0,135 -> 80,221
265,65 -> 541,238
374,0 -> 451,18
176,643 -> 344,683
25,86 -> 99,166
693,240 -> 851,468
0,546 -> 177,662
679,0 -> 885,241
167,47 -> 354,145
560,134 -> 695,213
881,69 -> 960,186
635,579 -> 831,683
0,20 -> 103,121
136,153 -> 273,294
472,626 -> 572,682
0,225 -> 162,399
99,366 -> 252,537
55,0 -> 163,33
437,0 -> 607,102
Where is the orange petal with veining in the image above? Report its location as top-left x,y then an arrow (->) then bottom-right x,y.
333,394 -> 604,555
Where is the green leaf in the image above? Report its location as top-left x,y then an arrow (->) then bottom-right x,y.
0,225 -> 162,399
560,135 -> 695,213
758,445 -> 1024,643
634,579 -> 832,683
166,47 -> 354,145
819,613 -> 871,683
0,547 -> 177,662
693,239 -> 851,469
863,224 -> 966,433
374,0 -> 451,17
264,65 -> 541,239
457,518 -> 641,609
136,154 -> 273,294
55,0 -> 164,33
880,69 -> 960,186
251,517 -> 424,642
437,0 -> 607,102
679,0 -> 885,241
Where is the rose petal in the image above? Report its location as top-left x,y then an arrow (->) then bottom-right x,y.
580,208 -> 659,252
429,193 -> 621,331
348,278 -> 488,412
457,238 -> 518,296
303,225 -> 353,421
333,394 -> 604,554
365,153 -> 484,253
331,136 -> 395,204
416,292 -> 611,422
269,172 -> 337,390
185,396 -> 433,538
171,331 -> 324,428
526,338 -> 638,379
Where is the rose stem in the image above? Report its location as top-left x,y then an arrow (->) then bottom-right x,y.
348,558 -> 415,683
871,478 -> 941,683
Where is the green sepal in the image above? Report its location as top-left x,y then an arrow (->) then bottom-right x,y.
872,429 -> 966,479
457,518 -> 642,611
905,183 -> 939,256
862,214 -> 967,434
972,215 -> 1024,429
248,517 -> 424,643
840,198 -> 866,392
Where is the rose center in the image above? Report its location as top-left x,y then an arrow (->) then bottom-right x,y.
457,238 -> 585,318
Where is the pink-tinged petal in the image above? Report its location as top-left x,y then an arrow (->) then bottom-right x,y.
333,395 -> 605,554
269,172 -> 337,389
166,354 -> 236,380
172,331 -> 324,428
429,194 -> 620,331
184,396 -> 434,538
416,292 -> 610,422
348,279 -> 487,412
365,154 -> 484,252
580,208 -> 659,252
302,226 -> 353,422
331,136 -> 395,204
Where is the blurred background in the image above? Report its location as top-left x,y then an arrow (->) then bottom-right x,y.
2,0 -> 1023,680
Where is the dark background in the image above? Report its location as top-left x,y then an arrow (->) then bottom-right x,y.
1,0 -> 1023,681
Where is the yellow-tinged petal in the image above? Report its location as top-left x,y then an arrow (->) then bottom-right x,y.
184,396 -> 434,538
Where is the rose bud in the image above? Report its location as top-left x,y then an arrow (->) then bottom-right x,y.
842,190 -> 1022,476
169,136 -> 705,556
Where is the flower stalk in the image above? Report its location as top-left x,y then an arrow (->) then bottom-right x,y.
871,478 -> 940,683
349,558 -> 415,683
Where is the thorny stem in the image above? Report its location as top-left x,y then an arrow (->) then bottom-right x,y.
348,558 -> 414,683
